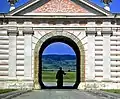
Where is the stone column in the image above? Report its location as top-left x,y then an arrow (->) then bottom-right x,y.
86,31 -> 96,81
102,31 -> 112,81
23,30 -> 34,77
8,30 -> 18,77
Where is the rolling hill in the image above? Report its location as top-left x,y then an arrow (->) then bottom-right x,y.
42,54 -> 76,71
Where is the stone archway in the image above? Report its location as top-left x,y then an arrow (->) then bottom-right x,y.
34,30 -> 85,89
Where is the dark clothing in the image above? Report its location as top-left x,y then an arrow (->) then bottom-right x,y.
56,70 -> 66,88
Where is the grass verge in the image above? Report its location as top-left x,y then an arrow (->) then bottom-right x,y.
102,89 -> 120,94
0,89 -> 17,94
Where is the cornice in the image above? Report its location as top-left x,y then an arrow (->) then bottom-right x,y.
0,15 -> 118,19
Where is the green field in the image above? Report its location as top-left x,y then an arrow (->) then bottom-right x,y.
42,71 -> 76,82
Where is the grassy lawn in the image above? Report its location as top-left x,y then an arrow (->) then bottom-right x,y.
42,71 -> 76,82
0,89 -> 17,94
102,89 -> 120,94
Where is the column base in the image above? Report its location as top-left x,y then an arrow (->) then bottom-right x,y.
0,80 -> 33,89
34,84 -> 41,90
78,81 -> 120,90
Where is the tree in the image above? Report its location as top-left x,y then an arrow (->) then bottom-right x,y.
101,0 -> 112,5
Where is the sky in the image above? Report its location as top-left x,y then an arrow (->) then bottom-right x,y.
0,0 -> 120,55
43,42 -> 75,55
0,0 -> 120,13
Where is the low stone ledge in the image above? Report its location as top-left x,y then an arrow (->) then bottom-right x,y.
0,91 -> 18,98
86,90 -> 120,99
0,90 -> 32,99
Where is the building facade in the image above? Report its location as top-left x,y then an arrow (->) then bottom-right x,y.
0,0 -> 120,89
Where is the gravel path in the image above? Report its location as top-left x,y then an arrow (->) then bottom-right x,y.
13,89 -> 105,99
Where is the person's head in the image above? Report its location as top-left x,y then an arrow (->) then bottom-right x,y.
59,67 -> 62,70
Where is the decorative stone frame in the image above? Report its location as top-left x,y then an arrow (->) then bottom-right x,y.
34,30 -> 85,89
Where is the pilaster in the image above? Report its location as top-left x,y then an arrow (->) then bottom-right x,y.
86,31 -> 96,81
7,30 -> 18,77
23,30 -> 34,77
102,31 -> 112,81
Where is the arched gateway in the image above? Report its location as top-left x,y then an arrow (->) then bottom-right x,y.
34,31 -> 85,89
1,0 -> 120,90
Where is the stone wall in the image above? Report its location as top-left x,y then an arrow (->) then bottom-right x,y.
0,18 -> 120,89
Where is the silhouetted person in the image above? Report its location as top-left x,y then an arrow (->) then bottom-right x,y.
56,67 -> 66,88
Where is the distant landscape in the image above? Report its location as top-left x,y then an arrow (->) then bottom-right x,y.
42,54 -> 76,82
42,54 -> 76,71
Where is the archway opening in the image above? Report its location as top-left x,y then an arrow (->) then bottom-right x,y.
42,42 -> 76,87
39,36 -> 80,89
